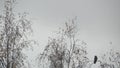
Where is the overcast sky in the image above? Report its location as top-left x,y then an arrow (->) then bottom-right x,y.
0,0 -> 120,68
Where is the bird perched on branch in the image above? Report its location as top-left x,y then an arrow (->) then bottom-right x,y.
94,56 -> 98,64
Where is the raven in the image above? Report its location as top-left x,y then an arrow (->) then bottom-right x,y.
94,56 -> 98,64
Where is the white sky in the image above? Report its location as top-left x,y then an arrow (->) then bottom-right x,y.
0,0 -> 120,68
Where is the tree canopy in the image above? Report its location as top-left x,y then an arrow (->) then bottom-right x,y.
0,0 -> 33,68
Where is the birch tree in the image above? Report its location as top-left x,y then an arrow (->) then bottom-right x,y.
0,0 -> 33,68
38,19 -> 89,68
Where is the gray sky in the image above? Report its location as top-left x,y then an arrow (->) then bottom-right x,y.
16,0 -> 120,55
0,0 -> 120,68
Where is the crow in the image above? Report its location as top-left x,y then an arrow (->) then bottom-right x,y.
94,56 -> 98,64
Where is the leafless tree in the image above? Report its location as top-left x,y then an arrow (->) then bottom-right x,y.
0,0 -> 34,68
100,49 -> 120,68
38,18 -> 89,68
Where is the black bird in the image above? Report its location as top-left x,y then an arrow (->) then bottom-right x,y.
94,56 -> 98,64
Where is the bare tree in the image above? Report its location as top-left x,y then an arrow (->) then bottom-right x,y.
100,49 -> 120,68
63,20 -> 88,68
38,18 -> 89,68
0,0 -> 33,68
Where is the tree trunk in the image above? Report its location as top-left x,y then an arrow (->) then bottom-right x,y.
5,0 -> 13,68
